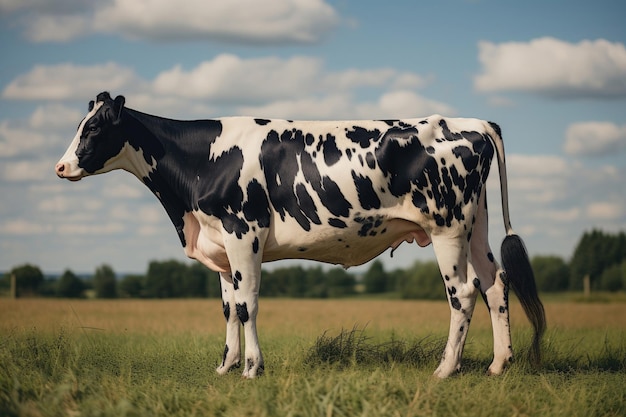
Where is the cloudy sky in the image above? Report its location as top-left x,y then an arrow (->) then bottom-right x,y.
1,0 -> 624,275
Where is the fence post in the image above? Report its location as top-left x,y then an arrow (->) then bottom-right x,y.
583,274 -> 590,299
10,273 -> 17,299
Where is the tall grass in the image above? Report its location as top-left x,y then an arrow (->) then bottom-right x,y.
1,299 -> 625,416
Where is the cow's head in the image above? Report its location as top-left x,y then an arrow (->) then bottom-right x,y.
55,92 -> 126,181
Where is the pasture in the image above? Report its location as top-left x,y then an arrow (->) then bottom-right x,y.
1,297 -> 625,416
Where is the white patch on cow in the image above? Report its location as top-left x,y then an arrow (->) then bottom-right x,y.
115,142 -> 158,179
56,101 -> 104,180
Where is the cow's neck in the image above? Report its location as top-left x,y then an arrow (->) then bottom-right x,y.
121,108 -> 221,245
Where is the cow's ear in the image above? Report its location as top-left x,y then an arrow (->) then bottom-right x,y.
88,100 -> 95,112
112,95 -> 125,125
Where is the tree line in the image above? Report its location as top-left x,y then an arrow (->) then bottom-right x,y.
2,229 -> 625,299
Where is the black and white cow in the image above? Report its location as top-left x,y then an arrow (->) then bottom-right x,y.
55,92 -> 545,378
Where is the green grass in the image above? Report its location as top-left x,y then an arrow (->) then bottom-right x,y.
2,323 -> 625,417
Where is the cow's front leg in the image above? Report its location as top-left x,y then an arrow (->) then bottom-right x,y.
225,234 -> 265,379
216,272 -> 241,375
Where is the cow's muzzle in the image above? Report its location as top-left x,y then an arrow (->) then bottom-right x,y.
55,162 -> 83,181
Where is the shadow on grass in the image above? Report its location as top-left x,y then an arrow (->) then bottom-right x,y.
304,325 -> 446,369
539,334 -> 626,374
304,326 -> 626,376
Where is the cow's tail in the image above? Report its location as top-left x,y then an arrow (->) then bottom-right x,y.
487,121 -> 546,368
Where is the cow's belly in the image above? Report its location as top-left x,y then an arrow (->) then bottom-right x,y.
184,210 -> 431,272
262,217 -> 431,268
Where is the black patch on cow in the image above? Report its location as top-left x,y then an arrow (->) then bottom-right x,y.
487,252 -> 494,262
450,297 -> 462,310
365,152 -> 376,169
233,271 -> 242,290
261,129 -> 351,229
499,305 -> 507,314
194,146 -> 248,237
439,120 -> 464,141
322,134 -> 342,166
328,218 -> 347,228
252,237 -> 259,254
222,301 -> 230,321
346,126 -> 381,148
295,183 -> 321,229
236,302 -> 249,324
255,119 -> 271,126
354,214 -> 384,237
243,179 -> 271,228
375,126 -> 436,198
77,97 -> 129,174
352,171 -> 381,210
473,278 -> 480,289
488,121 -> 502,138
412,191 -> 429,214
222,344 -> 229,366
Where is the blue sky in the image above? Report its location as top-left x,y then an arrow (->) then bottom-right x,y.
1,0 -> 624,275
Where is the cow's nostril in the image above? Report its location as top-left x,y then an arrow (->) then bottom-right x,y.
55,163 -> 65,173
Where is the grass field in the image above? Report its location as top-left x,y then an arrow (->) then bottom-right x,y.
1,297 -> 625,416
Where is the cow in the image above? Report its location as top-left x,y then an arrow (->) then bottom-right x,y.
55,92 -> 545,379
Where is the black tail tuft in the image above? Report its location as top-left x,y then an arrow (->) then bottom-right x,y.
501,234 -> 546,367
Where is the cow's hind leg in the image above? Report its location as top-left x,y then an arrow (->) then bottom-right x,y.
470,190 -> 513,375
431,233 -> 480,378
216,272 -> 242,374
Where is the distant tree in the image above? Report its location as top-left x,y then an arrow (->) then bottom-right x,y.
570,230 -> 626,290
119,274 -> 144,298
205,268 -> 221,298
399,260 -> 443,300
326,268 -> 356,297
9,264 -> 44,297
145,260 -> 184,298
94,264 -> 117,298
531,255 -> 569,292
599,261 -> 625,292
183,262 -> 208,297
305,266 -> 328,298
363,260 -> 388,293
56,269 -> 85,298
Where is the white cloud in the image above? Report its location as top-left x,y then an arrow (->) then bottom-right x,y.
24,14 -> 91,42
2,62 -> 143,100
153,54 -> 323,102
29,104 -> 83,130
238,90 -> 454,120
1,159 -> 52,181
238,94 -> 354,120
475,37 -> 626,99
56,222 -> 126,235
564,121 -> 626,156
0,105 -> 83,158
2,56 -> 438,120
586,201 -> 624,220
368,90 -> 455,118
102,182 -> 144,199
0,218 -> 53,235
4,0 -> 340,45
0,121 -> 47,158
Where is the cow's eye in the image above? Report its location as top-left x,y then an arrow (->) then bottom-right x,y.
88,126 -> 99,132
